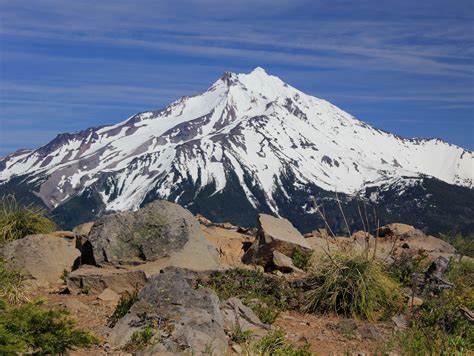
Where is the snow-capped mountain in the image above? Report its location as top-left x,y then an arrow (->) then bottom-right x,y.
1,68 -> 473,233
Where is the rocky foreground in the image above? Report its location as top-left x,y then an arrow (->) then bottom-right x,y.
0,200 -> 467,355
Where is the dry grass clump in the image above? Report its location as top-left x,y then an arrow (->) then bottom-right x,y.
0,195 -> 56,244
0,258 -> 28,305
304,253 -> 403,321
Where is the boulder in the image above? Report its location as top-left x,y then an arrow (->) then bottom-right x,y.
221,297 -> 269,337
98,288 -> 121,302
108,267 -> 228,355
272,251 -> 303,273
377,223 -> 415,237
0,234 -> 80,286
357,324 -> 383,341
50,230 -> 76,238
72,221 -> 94,236
83,200 -> 218,270
405,235 -> 455,255
66,266 -> 147,294
242,214 -> 312,267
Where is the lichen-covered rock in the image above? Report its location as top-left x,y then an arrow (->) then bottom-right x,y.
221,297 -> 269,337
83,200 -> 218,269
108,267 -> 228,355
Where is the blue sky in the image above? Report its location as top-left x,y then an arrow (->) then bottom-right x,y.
0,0 -> 473,156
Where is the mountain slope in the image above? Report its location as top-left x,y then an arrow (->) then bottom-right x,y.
1,68 -> 473,233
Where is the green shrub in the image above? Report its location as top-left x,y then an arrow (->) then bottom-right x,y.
124,324 -> 159,352
197,269 -> 300,324
440,233 -> 474,258
0,298 -> 99,354
399,284 -> 473,354
446,257 -> 474,287
0,195 -> 56,244
304,253 -> 403,321
292,248 -> 313,271
380,258 -> 474,354
0,259 -> 28,305
108,290 -> 139,327
252,329 -> 312,355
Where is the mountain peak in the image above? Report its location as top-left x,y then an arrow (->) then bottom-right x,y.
249,66 -> 268,75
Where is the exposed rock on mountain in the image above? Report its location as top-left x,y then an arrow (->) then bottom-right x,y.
108,267 -> 228,354
0,234 -> 80,286
243,213 -> 312,268
82,200 -> 219,270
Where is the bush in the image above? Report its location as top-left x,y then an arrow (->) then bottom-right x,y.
197,269 -> 300,324
0,259 -> 28,305
0,298 -> 99,354
304,253 -> 403,320
446,257 -> 474,287
124,324 -> 159,352
108,290 -> 139,327
440,233 -> 474,258
0,195 -> 56,244
252,329 -> 312,355
380,258 -> 474,354
292,248 -> 313,271
398,285 -> 473,354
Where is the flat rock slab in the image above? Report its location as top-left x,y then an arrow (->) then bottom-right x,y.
67,266 -> 147,294
84,200 -> 218,269
0,234 -> 80,286
108,267 -> 227,355
221,297 -> 269,337
243,214 -> 312,267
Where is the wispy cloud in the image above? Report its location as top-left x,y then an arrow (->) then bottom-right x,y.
0,0 -> 473,153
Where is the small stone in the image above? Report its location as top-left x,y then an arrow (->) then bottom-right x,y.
232,344 -> 243,354
407,296 -> 423,307
357,324 -> 383,341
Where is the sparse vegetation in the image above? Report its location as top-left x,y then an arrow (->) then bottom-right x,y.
79,286 -> 91,295
231,323 -> 253,344
198,268 -> 300,324
379,257 -> 474,354
304,253 -> 403,321
0,298 -> 99,354
108,290 -> 139,327
388,249 -> 430,286
292,248 -> 313,271
251,329 -> 312,355
0,195 -> 55,244
440,233 -> 474,258
0,259 -> 28,305
124,324 -> 159,352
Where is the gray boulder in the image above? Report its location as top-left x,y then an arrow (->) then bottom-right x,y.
0,234 -> 80,286
66,266 -> 147,294
272,250 -> 304,273
221,297 -> 269,338
108,267 -> 228,355
72,221 -> 94,236
83,200 -> 218,270
242,214 -> 312,267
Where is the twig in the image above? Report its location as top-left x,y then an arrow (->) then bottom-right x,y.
335,190 -> 351,237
